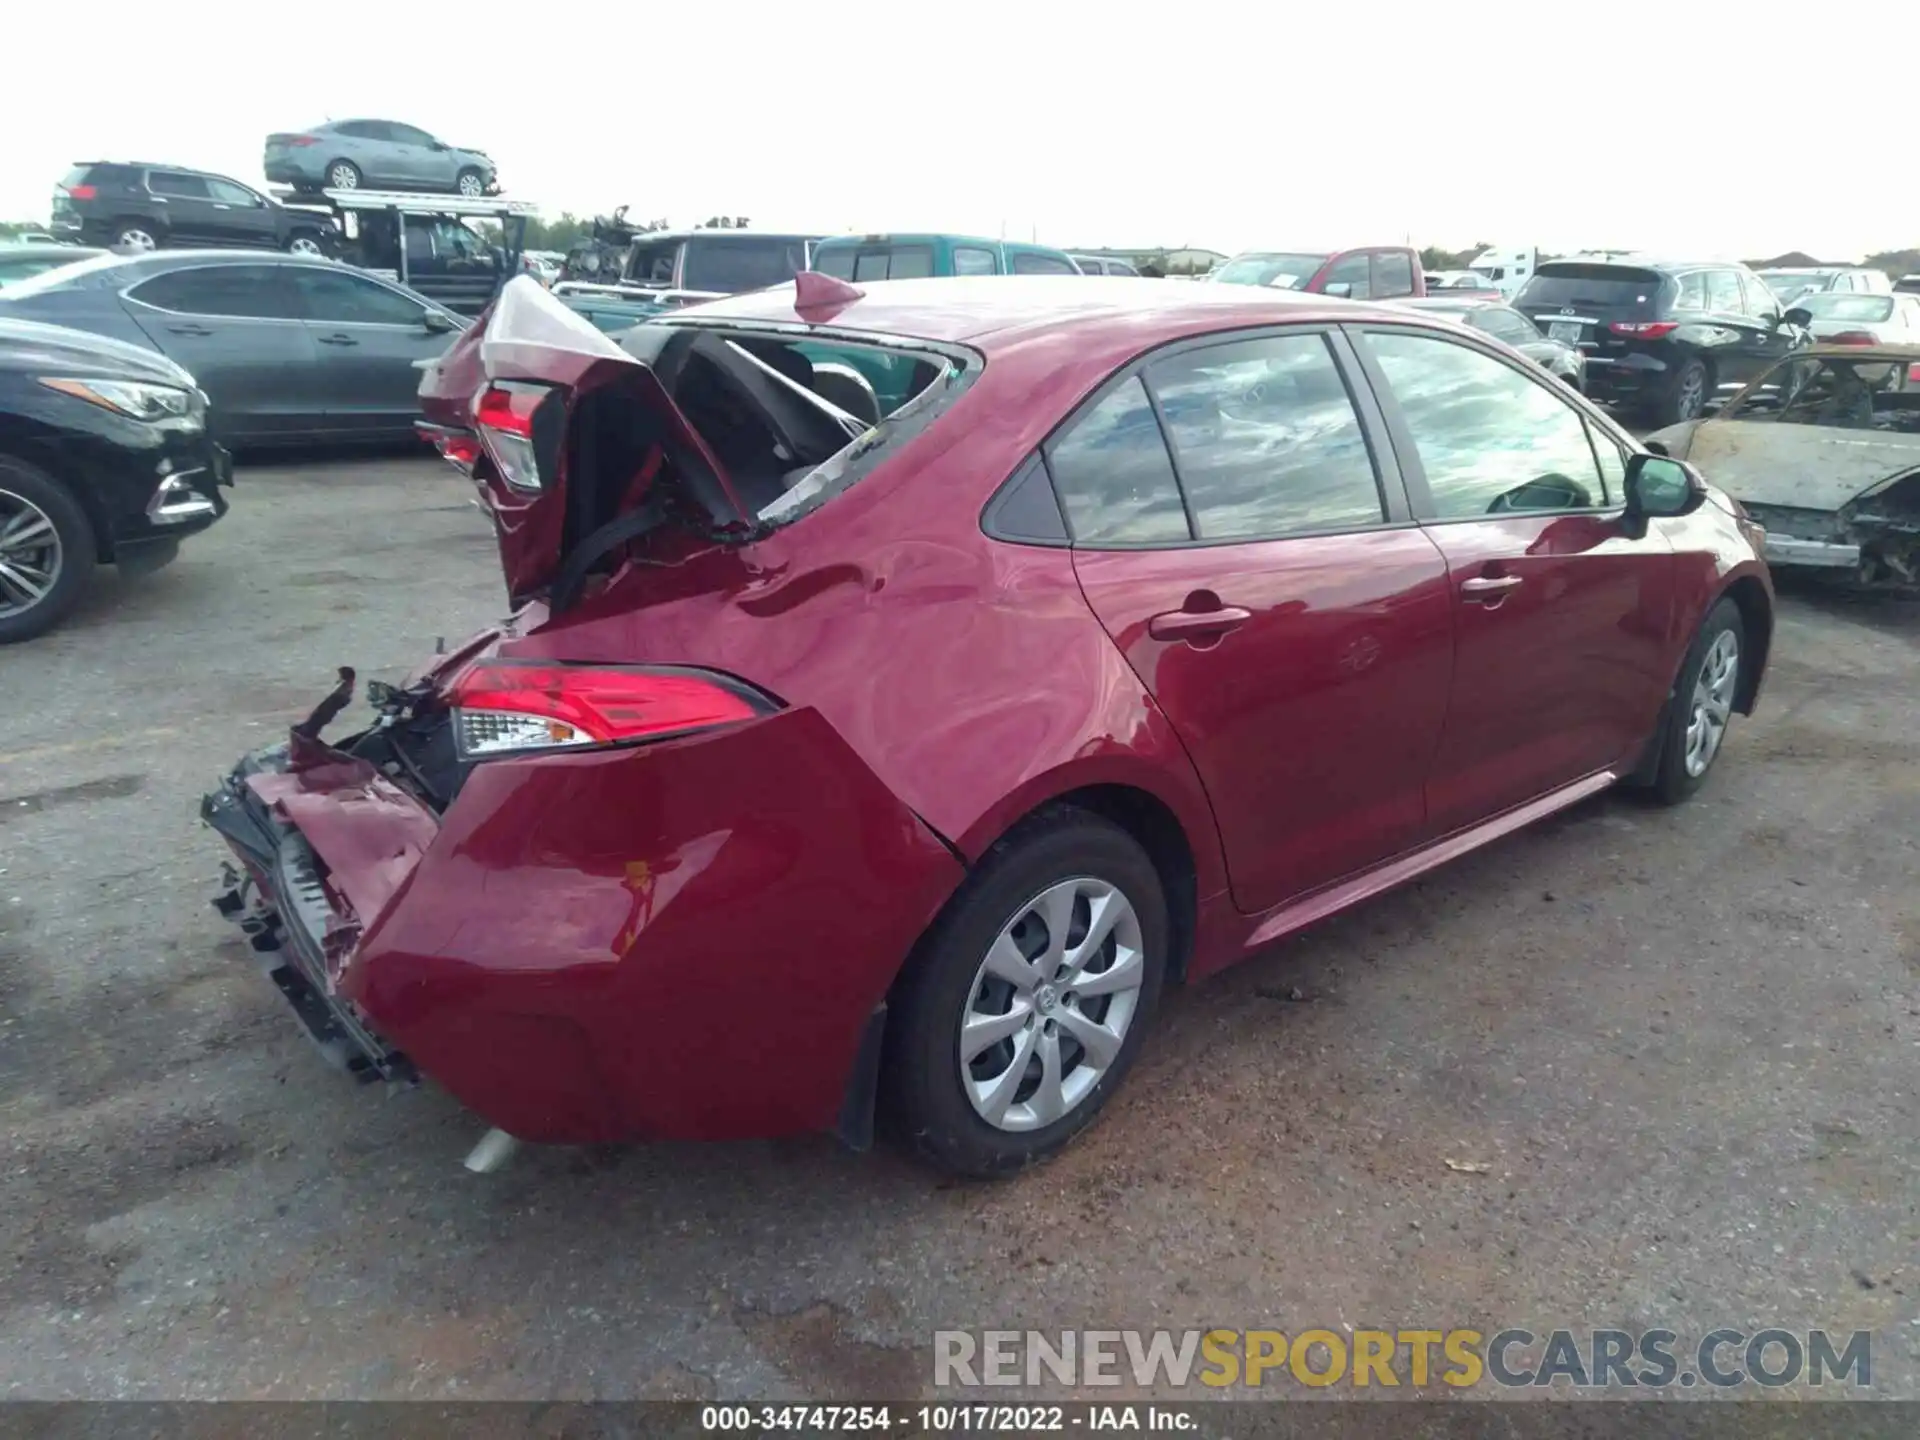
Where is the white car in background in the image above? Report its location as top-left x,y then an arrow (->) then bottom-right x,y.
1791,292 -> 1920,345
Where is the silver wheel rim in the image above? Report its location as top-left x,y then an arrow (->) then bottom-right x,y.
959,876 -> 1146,1133
1677,367 -> 1705,419
1684,629 -> 1739,777
289,236 -> 323,256
458,172 -> 483,197
0,489 -> 63,618
330,164 -> 358,189
118,229 -> 156,252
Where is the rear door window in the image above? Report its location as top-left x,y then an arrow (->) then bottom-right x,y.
1012,252 -> 1077,275
1672,271 -> 1708,312
1363,329 -> 1611,515
1146,333 -> 1384,539
130,264 -> 299,319
1045,376 -> 1189,544
849,246 -> 935,281
148,171 -> 211,200
293,267 -> 427,324
1322,252 -> 1372,299
1372,251 -> 1416,299
812,247 -> 856,280
1739,271 -> 1779,317
1707,270 -> 1744,314
953,247 -> 998,276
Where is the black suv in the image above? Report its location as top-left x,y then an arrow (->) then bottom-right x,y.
50,163 -> 338,258
1513,257 -> 1811,426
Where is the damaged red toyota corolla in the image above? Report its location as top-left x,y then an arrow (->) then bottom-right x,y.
202,274 -> 1774,1177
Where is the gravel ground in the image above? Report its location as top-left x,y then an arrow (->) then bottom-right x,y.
0,453 -> 1915,1401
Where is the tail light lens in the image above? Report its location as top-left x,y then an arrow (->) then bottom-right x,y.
65,184 -> 97,200
1609,321 -> 1679,339
474,382 -> 547,493
287,135 -> 318,147
447,660 -> 773,758
1908,362 -> 1920,384
1825,331 -> 1876,346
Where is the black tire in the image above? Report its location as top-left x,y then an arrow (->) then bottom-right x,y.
109,218 -> 162,252
882,808 -> 1169,1177
284,228 -> 330,257
1652,357 -> 1710,427
0,457 -> 95,644
455,167 -> 486,198
1644,597 -> 1745,805
325,159 -> 362,191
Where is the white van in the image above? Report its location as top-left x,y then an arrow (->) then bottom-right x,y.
1468,246 -> 1538,298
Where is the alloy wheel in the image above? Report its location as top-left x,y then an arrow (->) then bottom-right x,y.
1683,629 -> 1740,776
458,172 -> 484,197
116,228 -> 156,252
959,876 -> 1146,1132
0,489 -> 63,619
288,236 -> 325,256
1677,366 -> 1706,420
329,164 -> 359,190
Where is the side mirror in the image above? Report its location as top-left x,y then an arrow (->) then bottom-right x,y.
1323,281 -> 1353,298
1783,306 -> 1812,329
422,310 -> 456,334
1623,452 -> 1705,522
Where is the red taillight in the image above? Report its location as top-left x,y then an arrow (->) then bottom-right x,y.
1825,331 -> 1876,346
287,135 -> 319,147
474,382 -> 547,492
446,660 -> 769,757
65,184 -> 96,200
1908,362 -> 1920,384
1609,321 -> 1679,339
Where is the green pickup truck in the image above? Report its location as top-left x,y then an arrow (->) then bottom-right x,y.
810,233 -> 1082,280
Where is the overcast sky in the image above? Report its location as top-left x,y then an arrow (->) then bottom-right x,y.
10,5 -> 1915,262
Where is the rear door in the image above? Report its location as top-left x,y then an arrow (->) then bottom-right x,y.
289,265 -> 456,436
121,262 -> 323,441
1054,327 -> 1455,914
1350,324 -> 1676,833
145,170 -> 222,245
1706,267 -> 1780,395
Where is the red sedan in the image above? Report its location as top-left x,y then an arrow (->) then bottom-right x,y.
203,274 -> 1773,1177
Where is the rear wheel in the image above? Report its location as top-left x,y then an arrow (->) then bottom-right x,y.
882,809 -> 1168,1177
0,458 -> 94,644
110,219 -> 160,251
326,159 -> 362,191
284,229 -> 328,257
1652,358 -> 1709,427
456,167 -> 486,198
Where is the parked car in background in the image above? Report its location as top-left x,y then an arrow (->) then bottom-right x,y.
1209,246 -> 1425,300
1513,257 -> 1810,426
1787,292 -> 1920,344
1070,255 -> 1140,276
556,229 -> 819,332
0,244 -> 104,289
1897,275 -> 1920,295
208,274 -> 1771,1178
812,233 -> 1082,280
1425,270 -> 1500,295
8,232 -> 57,245
1645,345 -> 1920,587
0,315 -> 228,641
50,163 -> 339,256
0,251 -> 463,447
1397,296 -> 1585,390
265,121 -> 498,197
1755,267 -> 1891,305
341,211 -> 510,316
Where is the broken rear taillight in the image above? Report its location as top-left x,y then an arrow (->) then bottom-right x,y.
446,660 -> 773,758
475,382 -> 547,493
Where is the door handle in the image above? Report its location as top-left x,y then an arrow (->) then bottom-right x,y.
315,333 -> 359,346
165,323 -> 213,336
1148,605 -> 1252,641
213,203 -> 231,211
1460,574 -> 1524,602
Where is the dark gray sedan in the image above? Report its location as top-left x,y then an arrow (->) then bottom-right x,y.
1394,296 -> 1587,391
0,251 -> 465,446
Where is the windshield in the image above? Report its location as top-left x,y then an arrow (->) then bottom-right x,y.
1796,294 -> 1894,323
1725,354 -> 1918,431
1212,252 -> 1329,289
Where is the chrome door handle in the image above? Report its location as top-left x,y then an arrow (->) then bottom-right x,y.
1460,575 -> 1523,602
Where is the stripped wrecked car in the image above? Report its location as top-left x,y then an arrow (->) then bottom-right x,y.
1646,344 -> 1920,586
203,274 -> 1773,1177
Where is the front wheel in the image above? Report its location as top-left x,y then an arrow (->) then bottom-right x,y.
284,230 -> 328,257
111,220 -> 160,251
455,167 -> 486,198
0,458 -> 95,644
1647,598 -> 1745,804
882,809 -> 1168,1177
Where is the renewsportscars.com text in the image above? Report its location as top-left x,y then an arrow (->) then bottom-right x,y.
933,1327 -> 1873,1390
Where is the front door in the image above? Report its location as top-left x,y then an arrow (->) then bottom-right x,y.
145,170 -> 223,246
289,266 -> 458,436
203,177 -> 280,248
1049,329 -> 1455,915
1352,325 -> 1677,834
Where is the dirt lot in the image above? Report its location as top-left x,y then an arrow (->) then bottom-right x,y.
1,453 -> 1915,1400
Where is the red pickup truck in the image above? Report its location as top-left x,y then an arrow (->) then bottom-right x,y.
1207,245 -> 1426,300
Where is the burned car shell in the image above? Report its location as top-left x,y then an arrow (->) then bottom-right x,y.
1645,343 -> 1920,586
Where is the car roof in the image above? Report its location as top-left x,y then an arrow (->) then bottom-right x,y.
633,230 -> 817,244
675,275 -> 1430,355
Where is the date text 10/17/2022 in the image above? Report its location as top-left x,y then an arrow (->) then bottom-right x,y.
700,1405 -> 1194,1431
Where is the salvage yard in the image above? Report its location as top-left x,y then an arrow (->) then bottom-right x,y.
1,453 -> 1917,1398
